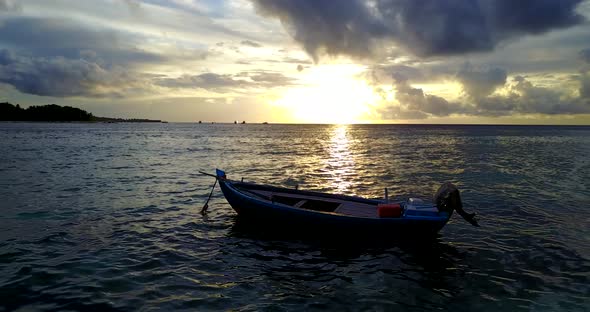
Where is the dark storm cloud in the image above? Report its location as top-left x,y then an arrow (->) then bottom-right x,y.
580,49 -> 590,64
456,63 -> 507,98
252,0 -> 586,60
0,49 -> 146,97
252,0 -> 388,61
0,17 -> 165,67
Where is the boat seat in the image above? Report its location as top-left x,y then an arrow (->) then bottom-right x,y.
334,202 -> 378,218
240,188 -> 377,216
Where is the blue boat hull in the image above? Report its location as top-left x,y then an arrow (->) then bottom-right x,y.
218,179 -> 451,237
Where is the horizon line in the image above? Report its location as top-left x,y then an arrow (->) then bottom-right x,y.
171,121 -> 590,126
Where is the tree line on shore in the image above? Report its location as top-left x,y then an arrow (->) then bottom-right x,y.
0,102 -> 161,122
1,102 -> 93,121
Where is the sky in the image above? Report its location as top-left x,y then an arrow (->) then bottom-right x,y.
0,0 -> 590,124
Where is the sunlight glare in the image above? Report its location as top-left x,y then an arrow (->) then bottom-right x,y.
272,64 -> 378,124
326,125 -> 356,193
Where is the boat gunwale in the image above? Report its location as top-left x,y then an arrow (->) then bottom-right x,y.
221,179 -> 450,222
230,180 -> 383,205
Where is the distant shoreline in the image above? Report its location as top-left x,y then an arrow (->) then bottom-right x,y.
0,120 -> 164,123
0,102 -> 165,123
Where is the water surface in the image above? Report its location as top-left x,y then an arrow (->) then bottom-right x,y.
0,123 -> 589,311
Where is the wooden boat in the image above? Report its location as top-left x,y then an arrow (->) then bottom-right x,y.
204,169 -> 478,237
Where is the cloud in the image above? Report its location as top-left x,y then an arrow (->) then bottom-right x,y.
501,76 -> 567,114
461,75 -> 590,116
252,0 -> 586,61
580,49 -> 590,64
393,89 -> 453,117
283,57 -> 312,65
378,68 -> 590,120
380,74 -> 459,119
155,73 -> 247,91
257,56 -> 313,65
123,0 -> 141,11
456,63 -> 507,98
241,40 -> 262,48
0,0 -> 20,11
155,71 -> 296,91
379,105 -> 429,120
0,17 -> 183,98
0,16 -> 212,97
0,49 -> 148,97
0,17 -> 167,67
252,0 -> 386,62
373,64 -> 429,84
245,71 -> 296,86
580,73 -> 590,98
484,76 -> 589,115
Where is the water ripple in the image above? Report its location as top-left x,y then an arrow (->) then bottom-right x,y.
0,123 -> 588,311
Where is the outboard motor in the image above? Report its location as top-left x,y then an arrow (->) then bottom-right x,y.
434,182 -> 479,227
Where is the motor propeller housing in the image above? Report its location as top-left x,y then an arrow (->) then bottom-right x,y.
434,182 -> 479,227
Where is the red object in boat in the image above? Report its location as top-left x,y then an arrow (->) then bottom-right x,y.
377,203 -> 403,218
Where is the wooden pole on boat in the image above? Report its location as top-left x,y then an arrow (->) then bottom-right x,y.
201,178 -> 217,214
198,171 -> 217,178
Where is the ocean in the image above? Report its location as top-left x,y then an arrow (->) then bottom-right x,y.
0,123 -> 589,311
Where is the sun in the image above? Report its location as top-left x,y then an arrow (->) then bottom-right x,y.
271,64 -> 378,124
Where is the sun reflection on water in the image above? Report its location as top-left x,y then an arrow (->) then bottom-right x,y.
325,125 -> 357,194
